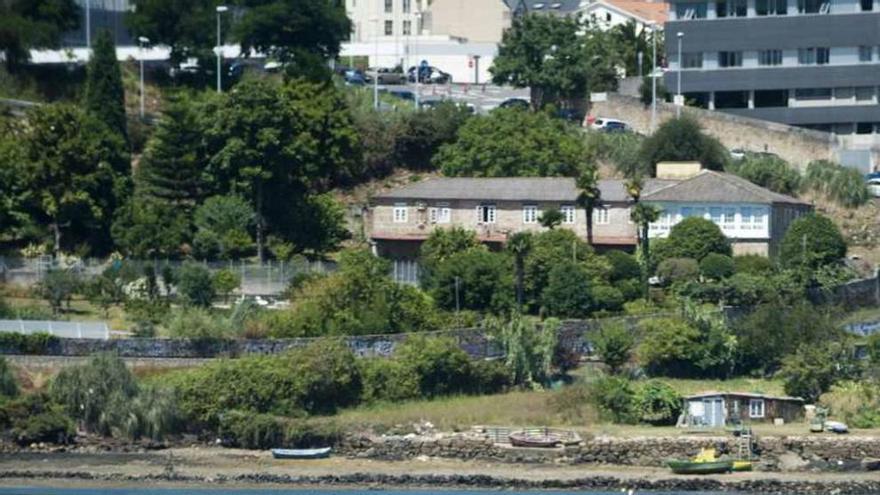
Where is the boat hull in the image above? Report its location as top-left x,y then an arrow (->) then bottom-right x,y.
668,460 -> 733,475
271,447 -> 331,459
732,460 -> 753,472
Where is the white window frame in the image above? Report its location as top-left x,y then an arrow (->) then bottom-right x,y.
523,205 -> 539,224
723,207 -> 736,230
430,203 -> 451,224
478,204 -> 496,224
749,398 -> 765,418
594,207 -> 610,225
393,203 -> 408,223
709,207 -> 723,226
561,205 -> 576,224
741,206 -> 755,230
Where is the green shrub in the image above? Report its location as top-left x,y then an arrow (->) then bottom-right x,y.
593,321 -> 634,374
819,382 -> 880,429
635,380 -> 682,425
734,254 -> 773,275
699,253 -> 735,280
396,336 -> 476,397
50,353 -> 139,433
419,227 -> 482,286
604,250 -> 641,281
470,359 -> 513,394
590,375 -> 637,424
359,358 -> 420,403
97,385 -> 182,441
781,341 -> 857,402
177,263 -> 216,307
0,332 -> 59,355
431,248 -> 514,313
803,160 -> 870,208
591,284 -> 625,312
541,261 -> 593,318
0,393 -> 74,445
728,155 -> 801,195
639,115 -> 728,173
637,317 -> 703,377
780,213 -> 847,270
0,357 -> 18,398
164,307 -> 235,340
218,411 -> 343,449
485,315 -> 558,387
656,258 -> 699,285
663,217 -> 731,261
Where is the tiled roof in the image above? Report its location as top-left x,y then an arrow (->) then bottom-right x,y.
642,170 -> 811,206
685,391 -> 804,402
598,0 -> 668,24
598,178 -> 678,202
375,177 -> 580,202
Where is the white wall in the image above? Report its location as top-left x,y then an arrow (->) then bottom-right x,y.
648,202 -> 771,240
341,39 -> 497,83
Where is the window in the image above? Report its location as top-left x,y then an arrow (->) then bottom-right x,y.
749,399 -> 765,418
723,207 -> 736,230
710,207 -> 723,226
402,20 -> 412,35
385,0 -> 393,13
561,205 -> 576,224
860,46 -> 874,62
676,2 -> 707,18
430,203 -> 451,224
681,52 -> 704,69
797,0 -> 829,13
795,87 -> 832,100
478,204 -> 496,224
798,47 -> 829,65
718,51 -> 743,68
680,207 -> 692,219
834,87 -> 854,100
856,86 -> 875,101
595,207 -> 610,225
403,0 -> 411,13
741,207 -> 759,230
862,0 -> 873,10
754,208 -> 767,230
523,205 -> 539,224
393,203 -> 408,223
716,0 -> 747,17
384,20 -> 393,36
758,49 -> 783,66
756,0 -> 787,15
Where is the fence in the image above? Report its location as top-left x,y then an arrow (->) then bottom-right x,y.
0,320 -> 109,340
0,256 -> 336,296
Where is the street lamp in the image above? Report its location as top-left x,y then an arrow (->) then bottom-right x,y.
138,36 -> 150,119
216,5 -> 229,93
371,16 -> 379,110
414,11 -> 422,109
650,22 -> 658,132
85,0 -> 91,48
676,31 -> 684,118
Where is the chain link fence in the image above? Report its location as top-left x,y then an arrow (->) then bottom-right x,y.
0,320 -> 109,339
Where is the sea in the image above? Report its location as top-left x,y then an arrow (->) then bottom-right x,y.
0,490 -> 736,495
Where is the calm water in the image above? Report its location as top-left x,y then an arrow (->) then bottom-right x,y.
0,490 -> 733,495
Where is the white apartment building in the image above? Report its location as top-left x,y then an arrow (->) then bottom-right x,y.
346,0 -> 426,42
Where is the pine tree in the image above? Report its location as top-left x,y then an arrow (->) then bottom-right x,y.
136,95 -> 207,211
83,30 -> 128,145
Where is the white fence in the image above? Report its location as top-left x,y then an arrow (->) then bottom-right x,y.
0,320 -> 110,340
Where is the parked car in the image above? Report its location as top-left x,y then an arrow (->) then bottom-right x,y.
730,148 -> 747,160
366,67 -> 406,85
344,69 -> 367,86
867,177 -> 880,197
407,65 -> 452,84
590,117 -> 629,132
263,60 -> 283,73
498,97 -> 530,110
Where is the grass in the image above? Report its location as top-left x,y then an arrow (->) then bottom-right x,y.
3,295 -> 130,331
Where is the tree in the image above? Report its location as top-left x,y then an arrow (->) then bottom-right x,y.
639,116 -> 728,174
637,317 -> 704,377
50,353 -> 139,433
803,160 -> 869,208
431,249 -> 514,314
523,229 -> 601,311
0,357 -> 20,398
656,258 -> 700,285
780,214 -> 846,270
19,104 -> 130,255
83,30 -> 128,145
485,315 -> 558,387
577,167 -> 601,245
420,227 -> 482,286
727,154 -> 800,195
0,115 -> 29,239
111,198 -> 191,258
605,250 -> 641,282
490,14 -> 613,110
542,260 -> 593,318
506,232 -> 533,309
663,217 -> 731,261
177,263 -> 216,307
781,342 -> 855,402
213,269 -> 241,303
539,208 -> 564,229
192,195 -> 255,260
627,177 -> 660,300
434,108 -> 591,177
594,321 -> 634,374
0,0 -> 80,70
126,0 -> 216,66
394,102 -> 473,170
700,253 -> 735,280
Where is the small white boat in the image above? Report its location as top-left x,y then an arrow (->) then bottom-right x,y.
271,447 -> 331,459
825,421 -> 849,434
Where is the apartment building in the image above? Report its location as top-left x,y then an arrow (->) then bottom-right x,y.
420,0 -> 579,44
581,0 -> 668,32
664,0 -> 880,136
346,0 -> 426,42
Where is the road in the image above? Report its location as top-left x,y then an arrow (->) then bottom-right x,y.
376,82 -> 530,113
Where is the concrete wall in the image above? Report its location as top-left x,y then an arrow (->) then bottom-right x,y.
589,93 -> 835,169
424,0 -> 511,43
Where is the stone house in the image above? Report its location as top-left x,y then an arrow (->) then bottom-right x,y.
368,163 -> 812,278
681,392 -> 805,427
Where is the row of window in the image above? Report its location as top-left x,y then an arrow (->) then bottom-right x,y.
651,206 -> 768,232
681,47 -> 833,69
391,204 -> 610,225
383,0 -> 413,13
382,19 -> 414,35
675,0 -> 875,19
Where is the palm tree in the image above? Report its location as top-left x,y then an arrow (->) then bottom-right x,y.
577,168 -> 601,245
626,176 -> 661,300
506,232 -> 533,310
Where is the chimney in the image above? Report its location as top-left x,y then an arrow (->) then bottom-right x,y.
655,161 -> 703,180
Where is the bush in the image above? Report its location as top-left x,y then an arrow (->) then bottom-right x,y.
177,263 -> 216,307
0,357 -> 17,398
0,332 -> 59,355
604,250 -> 641,281
637,317 -> 703,377
591,284 -> 625,312
700,253 -> 735,280
819,382 -> 880,429
431,249 -> 514,313
396,336 -> 478,397
635,380 -> 682,425
781,341 -> 858,402
213,269 -> 241,303
218,411 -> 342,449
541,261 -> 593,318
548,383 -> 595,423
734,254 -> 773,275
639,115 -> 728,173
780,214 -> 847,270
50,353 -> 139,433
728,155 -> 801,195
656,258 -> 699,285
663,217 -> 731,261
165,307 -> 235,341
0,394 -> 74,445
486,315 -> 558,387
98,385 -> 182,441
590,375 -> 637,424
803,160 -> 870,208
594,321 -> 634,374
359,358 -> 420,403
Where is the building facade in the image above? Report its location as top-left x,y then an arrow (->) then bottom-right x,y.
682,392 -> 805,427
664,0 -> 880,136
580,0 -> 668,33
345,0 -> 426,43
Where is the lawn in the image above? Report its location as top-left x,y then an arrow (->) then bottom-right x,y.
2,294 -> 131,331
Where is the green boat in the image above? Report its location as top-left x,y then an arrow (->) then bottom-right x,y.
667,459 -> 734,475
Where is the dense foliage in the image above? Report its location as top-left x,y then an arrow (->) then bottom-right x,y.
803,160 -> 870,208
639,116 -> 728,174
780,214 -> 847,270
727,154 -> 801,195
659,217 -> 731,261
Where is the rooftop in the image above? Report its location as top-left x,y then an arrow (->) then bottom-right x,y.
596,0 -> 669,24
684,391 -> 805,402
643,170 -> 811,206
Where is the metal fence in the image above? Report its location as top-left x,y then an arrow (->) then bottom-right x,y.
0,256 -> 335,296
0,320 -> 109,339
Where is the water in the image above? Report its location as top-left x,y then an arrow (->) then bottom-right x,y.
0,490 -> 728,495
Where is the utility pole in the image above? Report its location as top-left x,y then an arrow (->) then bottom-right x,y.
85,0 -> 91,48
651,23 -> 658,132
216,6 -> 228,93
138,37 -> 150,119
371,16 -> 380,110
676,31 -> 684,118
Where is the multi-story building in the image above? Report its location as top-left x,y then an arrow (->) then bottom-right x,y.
346,0 -> 426,43
368,163 -> 812,274
580,0 -> 668,33
664,0 -> 880,136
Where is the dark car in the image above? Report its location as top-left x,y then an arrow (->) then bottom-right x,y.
407,65 -> 452,84
498,98 -> 530,110
344,69 -> 368,86
603,121 -> 629,133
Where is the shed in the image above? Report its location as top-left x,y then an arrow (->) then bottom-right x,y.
680,392 -> 805,427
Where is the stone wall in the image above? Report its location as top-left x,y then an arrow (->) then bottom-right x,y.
340,433 -> 880,471
590,94 -> 835,170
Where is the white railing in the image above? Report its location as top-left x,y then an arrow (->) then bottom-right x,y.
0,320 -> 110,340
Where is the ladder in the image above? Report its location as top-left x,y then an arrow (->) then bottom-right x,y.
736,427 -> 754,461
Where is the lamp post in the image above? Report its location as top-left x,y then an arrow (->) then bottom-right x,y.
414,11 -> 422,109
138,36 -> 150,119
85,0 -> 91,48
650,22 -> 657,132
216,5 -> 228,93
371,16 -> 379,110
676,31 -> 684,118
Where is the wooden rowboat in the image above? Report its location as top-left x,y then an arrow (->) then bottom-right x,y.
271,447 -> 331,459
732,460 -> 753,472
667,459 -> 733,475
508,428 -> 581,448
